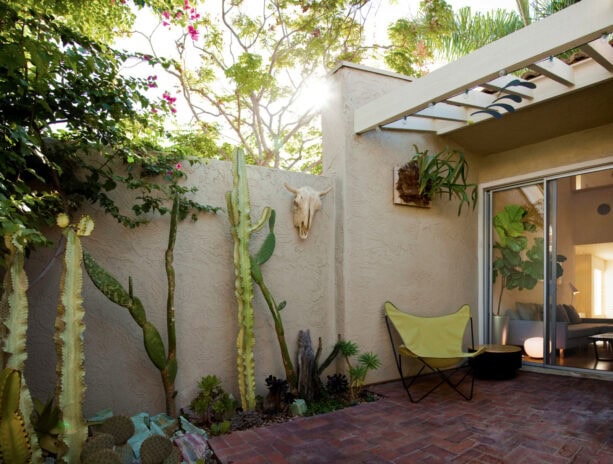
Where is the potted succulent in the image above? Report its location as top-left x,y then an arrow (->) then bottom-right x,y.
395,145 -> 477,214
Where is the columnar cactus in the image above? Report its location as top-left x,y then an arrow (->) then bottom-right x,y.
226,148 -> 271,411
54,215 -> 94,463
1,234 -> 43,462
0,368 -> 31,464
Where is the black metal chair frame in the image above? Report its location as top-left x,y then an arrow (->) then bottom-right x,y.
384,309 -> 480,403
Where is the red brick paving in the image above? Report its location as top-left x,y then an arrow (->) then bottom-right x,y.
209,371 -> 613,463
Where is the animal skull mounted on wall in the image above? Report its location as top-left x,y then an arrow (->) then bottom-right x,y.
284,183 -> 333,239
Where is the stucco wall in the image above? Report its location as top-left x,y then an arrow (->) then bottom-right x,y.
322,65 -> 480,384
25,160 -> 336,417
478,123 -> 613,184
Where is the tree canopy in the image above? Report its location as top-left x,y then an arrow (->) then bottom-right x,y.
384,0 -> 579,78
131,0 -> 369,171
0,0 -> 209,257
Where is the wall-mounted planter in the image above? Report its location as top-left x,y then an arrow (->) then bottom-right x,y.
393,162 -> 431,208
393,146 -> 477,215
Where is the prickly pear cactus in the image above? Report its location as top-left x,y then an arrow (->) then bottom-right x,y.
140,434 -> 179,464
54,215 -> 93,463
99,415 -> 135,446
226,148 -> 271,411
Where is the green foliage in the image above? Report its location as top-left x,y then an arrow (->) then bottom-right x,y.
0,0 -> 214,264
492,204 -> 566,315
385,0 -> 579,77
32,397 -> 64,456
189,375 -> 235,435
404,146 -> 477,215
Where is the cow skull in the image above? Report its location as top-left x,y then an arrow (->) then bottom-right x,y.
284,183 -> 332,239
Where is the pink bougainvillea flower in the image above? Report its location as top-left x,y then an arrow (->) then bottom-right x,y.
162,11 -> 170,19
188,25 -> 199,41
175,163 -> 183,170
171,107 -> 177,114
151,107 -> 158,114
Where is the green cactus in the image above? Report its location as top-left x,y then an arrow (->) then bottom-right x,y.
226,148 -> 271,411
250,210 -> 297,394
99,415 -> 135,446
84,196 -> 182,417
80,433 -> 116,462
1,234 -> 44,462
0,368 -> 31,464
140,434 -> 179,464
83,448 -> 123,464
54,215 -> 93,463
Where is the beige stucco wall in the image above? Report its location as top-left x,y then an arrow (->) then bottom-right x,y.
322,65 -> 479,384
25,160 -> 336,417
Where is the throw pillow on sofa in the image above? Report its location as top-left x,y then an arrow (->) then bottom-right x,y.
563,304 -> 582,324
556,304 -> 570,323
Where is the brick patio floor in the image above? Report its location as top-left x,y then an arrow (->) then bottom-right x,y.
208,370 -> 613,463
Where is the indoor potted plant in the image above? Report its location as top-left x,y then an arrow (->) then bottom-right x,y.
491,203 -> 566,343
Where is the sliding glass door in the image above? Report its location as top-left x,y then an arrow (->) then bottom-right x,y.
486,166 -> 613,373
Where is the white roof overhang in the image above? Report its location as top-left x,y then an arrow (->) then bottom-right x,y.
353,0 -> 613,138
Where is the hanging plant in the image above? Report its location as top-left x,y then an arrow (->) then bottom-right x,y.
395,145 -> 477,214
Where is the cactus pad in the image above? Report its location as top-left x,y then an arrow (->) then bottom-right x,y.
99,415 -> 135,445
82,447 -> 122,464
80,432 -> 115,462
140,434 -> 176,464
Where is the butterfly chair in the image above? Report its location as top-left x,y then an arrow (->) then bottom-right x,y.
384,301 -> 485,403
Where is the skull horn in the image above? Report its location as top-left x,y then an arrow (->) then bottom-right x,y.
284,182 -> 299,194
319,186 -> 332,197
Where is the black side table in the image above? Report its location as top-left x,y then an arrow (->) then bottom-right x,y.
471,344 -> 522,380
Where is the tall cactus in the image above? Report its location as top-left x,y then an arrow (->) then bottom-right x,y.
54,215 -> 93,463
0,368 -> 31,464
250,211 -> 297,394
1,234 -> 43,462
226,148 -> 271,411
84,196 -> 181,417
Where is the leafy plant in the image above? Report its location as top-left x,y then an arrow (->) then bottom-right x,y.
336,341 -> 381,401
492,204 -> 566,315
397,146 -> 477,215
189,375 -> 235,436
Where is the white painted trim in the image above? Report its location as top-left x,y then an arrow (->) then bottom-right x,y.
529,57 -> 574,87
354,0 -> 613,134
581,37 -> 613,72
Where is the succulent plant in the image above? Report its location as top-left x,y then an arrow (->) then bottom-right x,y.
226,148 -> 271,411
54,215 -> 93,462
0,368 -> 31,464
230,410 -> 264,431
251,211 -> 297,394
140,434 -> 180,464
80,433 -> 115,463
326,373 -> 349,396
99,415 -> 135,446
83,197 -> 183,417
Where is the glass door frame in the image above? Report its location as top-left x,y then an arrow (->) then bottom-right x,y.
481,162 -> 613,374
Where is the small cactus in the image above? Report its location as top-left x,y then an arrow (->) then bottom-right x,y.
140,434 -> 179,464
99,415 -> 135,446
80,433 -> 115,462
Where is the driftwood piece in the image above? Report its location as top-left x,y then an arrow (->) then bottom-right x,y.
297,330 -> 316,401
